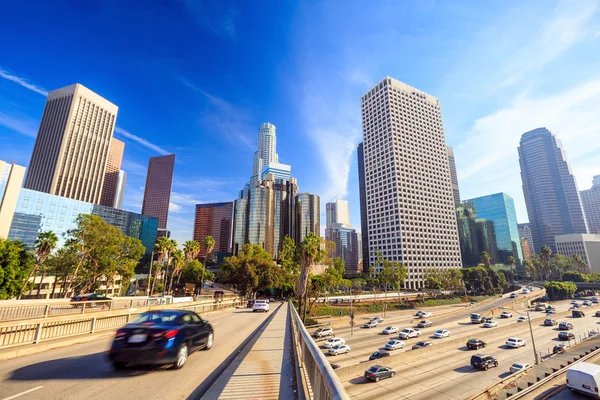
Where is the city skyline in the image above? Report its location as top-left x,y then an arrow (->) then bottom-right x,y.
1,1 -> 600,246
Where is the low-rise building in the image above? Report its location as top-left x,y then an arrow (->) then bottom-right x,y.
555,234 -> 600,273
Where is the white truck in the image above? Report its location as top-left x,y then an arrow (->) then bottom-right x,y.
470,313 -> 484,324
566,362 -> 600,398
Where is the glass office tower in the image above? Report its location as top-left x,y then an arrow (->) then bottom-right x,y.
466,193 -> 524,265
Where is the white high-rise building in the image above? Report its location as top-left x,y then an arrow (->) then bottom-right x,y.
326,200 -> 351,228
250,123 -> 279,186
361,77 -> 462,289
23,83 -> 118,204
581,175 -> 600,234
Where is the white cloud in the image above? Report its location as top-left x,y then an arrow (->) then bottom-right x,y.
169,202 -> 181,212
0,112 -> 38,137
114,127 -> 170,156
456,75 -> 600,221
0,67 -> 48,96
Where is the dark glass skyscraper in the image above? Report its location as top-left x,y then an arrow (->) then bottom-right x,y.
357,142 -> 369,269
518,128 -> 588,253
295,193 -> 320,244
194,202 -> 234,258
141,154 -> 175,235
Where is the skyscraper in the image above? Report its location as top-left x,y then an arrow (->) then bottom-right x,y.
518,223 -> 535,257
100,138 -> 125,208
326,200 -> 350,228
456,201 -> 499,267
466,193 -> 524,265
447,146 -> 461,206
361,77 -> 461,288
141,154 -> 175,235
581,175 -> 600,234
24,84 -> 118,204
325,199 -> 359,274
357,142 -> 369,268
295,193 -> 320,244
114,170 -> 126,209
194,202 -> 234,258
250,123 -> 279,186
0,160 -> 26,239
518,128 -> 588,253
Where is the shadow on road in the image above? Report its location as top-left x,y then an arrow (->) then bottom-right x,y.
453,365 -> 476,373
349,376 -> 368,384
498,371 -> 512,379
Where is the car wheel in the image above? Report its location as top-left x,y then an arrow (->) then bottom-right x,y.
390,372 -> 395,378
112,362 -> 127,370
172,344 -> 189,370
253,310 -> 256,312
484,365 -> 488,371
417,332 -> 421,337
495,362 -> 498,367
375,376 -> 380,382
204,332 -> 214,350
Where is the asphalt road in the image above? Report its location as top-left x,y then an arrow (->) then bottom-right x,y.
0,306 -> 270,400
339,295 -> 600,399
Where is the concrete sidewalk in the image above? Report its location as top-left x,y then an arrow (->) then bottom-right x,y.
202,302 -> 296,400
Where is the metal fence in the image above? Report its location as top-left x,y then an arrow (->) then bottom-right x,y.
0,294 -> 235,323
0,299 -> 245,349
289,301 -> 350,400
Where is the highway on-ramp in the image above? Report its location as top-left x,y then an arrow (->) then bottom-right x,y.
0,306 -> 270,400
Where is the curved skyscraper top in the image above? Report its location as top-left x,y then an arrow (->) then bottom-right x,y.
250,122 -> 279,185
518,127 -> 588,254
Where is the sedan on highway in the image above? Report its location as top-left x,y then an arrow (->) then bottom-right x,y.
417,320 -> 432,328
483,320 -> 498,328
72,293 -> 111,302
412,341 -> 433,350
369,350 -> 390,360
371,317 -> 384,324
385,340 -> 405,350
510,293 -> 517,298
363,321 -> 379,329
505,337 -> 526,348
253,300 -> 269,312
500,312 -> 512,318
584,300 -> 592,306
510,363 -> 530,373
381,326 -> 399,335
328,344 -> 350,356
323,337 -> 345,349
418,311 -> 433,318
399,328 -> 421,339
433,329 -> 450,339
544,319 -> 558,326
517,316 -> 529,323
558,332 -> 575,341
108,310 -> 214,370
559,322 -> 574,330
466,339 -> 487,350
364,365 -> 395,382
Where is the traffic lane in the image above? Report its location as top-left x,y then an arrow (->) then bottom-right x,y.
342,309 -> 600,399
0,307 -> 269,400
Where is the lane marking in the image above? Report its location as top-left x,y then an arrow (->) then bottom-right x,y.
2,386 -> 44,400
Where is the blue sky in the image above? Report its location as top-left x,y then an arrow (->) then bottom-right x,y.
1,0 -> 600,245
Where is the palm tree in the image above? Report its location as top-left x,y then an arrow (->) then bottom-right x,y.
541,245 -> 552,280
507,255 -> 516,283
480,251 -> 491,268
149,236 -> 170,295
183,240 -> 200,261
199,236 -> 215,295
19,231 -> 58,299
298,233 -> 325,321
169,249 -> 185,292
163,239 -> 178,294
572,254 -> 589,274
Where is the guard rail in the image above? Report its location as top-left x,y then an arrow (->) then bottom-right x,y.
289,300 -> 350,400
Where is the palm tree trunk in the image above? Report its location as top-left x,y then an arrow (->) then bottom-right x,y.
50,276 -> 58,299
18,264 -> 39,300
36,266 -> 47,298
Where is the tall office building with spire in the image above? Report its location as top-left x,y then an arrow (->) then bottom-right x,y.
518,128 -> 588,253
24,84 -> 118,204
361,77 -> 462,289
250,123 -> 280,186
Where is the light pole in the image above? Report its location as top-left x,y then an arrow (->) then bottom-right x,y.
500,306 -> 540,364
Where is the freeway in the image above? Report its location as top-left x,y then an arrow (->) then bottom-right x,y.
336,295 -> 600,399
0,306 -> 270,400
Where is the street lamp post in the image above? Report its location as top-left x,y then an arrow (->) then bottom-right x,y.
500,306 -> 540,365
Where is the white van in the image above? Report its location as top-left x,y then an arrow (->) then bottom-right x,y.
470,313 -> 483,324
567,362 -> 600,397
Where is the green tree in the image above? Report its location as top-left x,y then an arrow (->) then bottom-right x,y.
180,260 -> 214,292
18,231 -> 58,299
169,249 -> 185,291
506,255 -> 516,283
480,251 -> 491,268
540,244 -> 552,280
562,271 -> 589,282
297,233 -> 326,322
544,281 -> 576,300
200,235 -> 216,294
0,238 -> 34,299
45,247 -> 78,298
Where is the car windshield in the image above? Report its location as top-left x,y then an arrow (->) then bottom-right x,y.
468,339 -> 477,343
385,327 -> 393,330
130,311 -> 180,325
387,340 -> 396,345
507,338 -> 516,342
416,342 -> 424,346
367,366 -> 379,373
420,320 -> 427,323
331,345 -> 342,350
372,352 -> 381,357
435,330 -> 444,334
512,363 -> 523,368
402,329 -> 410,333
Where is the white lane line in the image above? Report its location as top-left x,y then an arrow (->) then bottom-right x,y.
1,386 -> 44,400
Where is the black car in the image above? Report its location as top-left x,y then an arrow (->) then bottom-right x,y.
467,339 -> 487,350
369,350 -> 390,360
558,331 -> 575,341
364,365 -> 395,382
595,311 -> 600,317
417,320 -> 432,328
573,310 -> 585,318
412,341 -> 432,350
246,300 -> 255,308
71,293 -> 111,302
470,354 -> 498,370
108,310 -> 213,370
559,322 -> 574,330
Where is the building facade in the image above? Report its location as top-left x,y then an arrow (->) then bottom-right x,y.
260,162 -> 291,182
295,193 -> 320,244
466,193 -> 524,265
100,138 -> 125,208
326,200 -> 350,229
24,84 -> 118,204
250,123 -> 279,186
193,202 -> 234,258
361,77 -> 462,288
114,170 -> 127,209
141,154 -> 175,235
518,127 -> 588,253
456,201 -> 499,267
357,142 -> 369,269
0,161 -> 26,239
581,175 -> 600,234
521,239 -> 532,261
447,146 -> 461,206
328,225 -> 360,274
555,234 -> 600,273
518,223 -> 535,256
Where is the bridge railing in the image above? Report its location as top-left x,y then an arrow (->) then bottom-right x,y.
289,301 -> 350,400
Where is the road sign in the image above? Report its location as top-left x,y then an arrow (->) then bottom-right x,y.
349,320 -> 355,326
